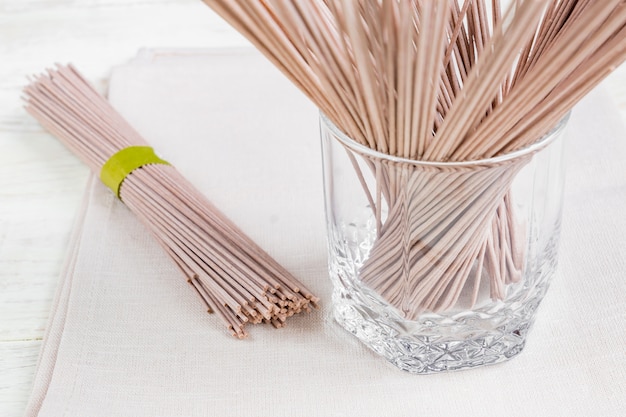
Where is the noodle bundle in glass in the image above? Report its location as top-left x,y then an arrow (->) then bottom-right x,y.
200,0 -> 626,371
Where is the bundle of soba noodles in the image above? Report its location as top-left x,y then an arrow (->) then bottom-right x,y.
24,64 -> 318,338
201,0 -> 626,318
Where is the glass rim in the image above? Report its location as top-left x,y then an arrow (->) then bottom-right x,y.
320,112 -> 570,167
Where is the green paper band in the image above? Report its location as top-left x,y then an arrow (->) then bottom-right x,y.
100,146 -> 170,199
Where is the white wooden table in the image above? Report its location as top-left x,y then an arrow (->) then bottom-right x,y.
1,2 -> 625,416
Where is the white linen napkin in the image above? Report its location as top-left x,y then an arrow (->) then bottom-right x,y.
25,49 -> 626,417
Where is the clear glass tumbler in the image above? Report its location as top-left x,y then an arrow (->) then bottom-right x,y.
320,114 -> 569,373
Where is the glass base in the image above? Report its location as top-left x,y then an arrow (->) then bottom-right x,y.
329,243 -> 560,374
332,286 -> 538,373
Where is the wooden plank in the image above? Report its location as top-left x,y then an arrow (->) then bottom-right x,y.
0,341 -> 41,417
